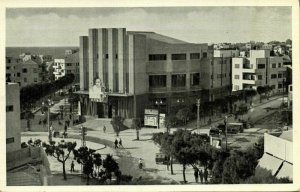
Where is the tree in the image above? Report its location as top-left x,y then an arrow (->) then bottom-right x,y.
73,146 -> 97,185
164,114 -> 178,133
131,118 -> 141,140
111,116 -> 124,137
23,110 -> 34,131
257,86 -> 265,103
176,107 -> 192,129
43,141 -> 77,180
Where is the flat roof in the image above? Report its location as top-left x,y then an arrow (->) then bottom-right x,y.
128,31 -> 188,44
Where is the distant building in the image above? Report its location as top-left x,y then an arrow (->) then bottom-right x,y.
232,50 -> 286,93
78,28 -> 210,119
65,49 -> 78,55
53,52 -> 80,82
6,83 -> 21,152
257,131 -> 293,181
261,44 -> 273,50
6,57 -> 41,87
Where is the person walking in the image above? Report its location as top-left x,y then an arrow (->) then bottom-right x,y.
118,138 -> 123,148
199,169 -> 204,184
114,139 -> 118,149
138,158 -> 143,169
64,123 -> 68,133
204,168 -> 208,184
194,168 -> 199,183
103,126 -> 106,133
70,161 -> 75,172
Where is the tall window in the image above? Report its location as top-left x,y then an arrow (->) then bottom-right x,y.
234,75 -> 240,79
190,73 -> 200,86
272,63 -> 276,68
257,75 -> 263,80
278,73 -> 282,78
149,75 -> 167,88
149,54 -> 167,61
171,54 -> 186,60
235,64 -> 240,68
22,68 -> 28,73
234,85 -> 239,91
172,74 -> 186,87
202,52 -> 207,58
6,105 -> 13,112
190,53 -> 200,60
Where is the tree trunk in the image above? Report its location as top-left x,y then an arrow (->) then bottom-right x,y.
136,130 -> 139,140
62,161 -> 67,180
183,164 -> 186,183
86,173 -> 90,185
170,157 -> 174,175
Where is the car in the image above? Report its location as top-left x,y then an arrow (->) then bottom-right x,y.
227,123 -> 244,133
155,153 -> 168,165
217,123 -> 226,133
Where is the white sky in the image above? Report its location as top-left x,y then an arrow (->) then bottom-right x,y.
6,7 -> 292,46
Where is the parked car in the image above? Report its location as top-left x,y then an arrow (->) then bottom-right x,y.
209,128 -> 221,137
155,153 -> 168,165
227,123 -> 244,133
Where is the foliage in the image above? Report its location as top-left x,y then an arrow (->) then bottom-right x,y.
21,142 -> 28,148
176,107 -> 192,127
20,74 -> 75,111
43,140 -> 77,180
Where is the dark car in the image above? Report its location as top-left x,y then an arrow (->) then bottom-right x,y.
217,123 -> 226,133
227,123 -> 243,133
209,128 -> 221,137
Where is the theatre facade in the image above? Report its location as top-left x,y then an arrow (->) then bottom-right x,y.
78,28 -> 215,120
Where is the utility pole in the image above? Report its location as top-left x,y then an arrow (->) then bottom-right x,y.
196,99 -> 201,134
225,115 -> 228,151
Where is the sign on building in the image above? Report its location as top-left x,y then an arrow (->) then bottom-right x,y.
89,77 -> 107,102
144,109 -> 159,127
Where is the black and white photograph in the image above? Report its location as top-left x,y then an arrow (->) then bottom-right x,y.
2,0 -> 299,191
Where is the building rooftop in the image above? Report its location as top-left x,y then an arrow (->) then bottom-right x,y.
128,31 -> 188,44
65,52 -> 79,63
22,59 -> 38,65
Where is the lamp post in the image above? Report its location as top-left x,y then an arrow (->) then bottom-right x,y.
43,99 -> 52,143
224,115 -> 228,151
196,99 -> 201,134
155,100 -> 163,129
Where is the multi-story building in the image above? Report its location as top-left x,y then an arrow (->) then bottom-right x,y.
6,57 -> 40,87
6,83 -> 21,152
232,50 -> 286,93
203,49 -> 239,101
53,52 -> 80,82
78,28 -> 213,119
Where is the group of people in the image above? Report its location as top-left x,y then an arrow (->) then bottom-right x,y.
114,138 -> 123,149
194,168 -> 209,184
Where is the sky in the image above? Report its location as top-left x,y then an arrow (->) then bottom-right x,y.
6,7 -> 292,46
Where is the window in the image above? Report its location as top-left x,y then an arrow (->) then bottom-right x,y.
24,78 -> 27,82
190,73 -> 200,86
271,85 -> 276,89
17,73 -> 20,77
115,54 -> 118,59
202,52 -> 207,58
278,63 -> 282,68
278,73 -> 282,78
6,105 -> 13,112
172,74 -> 186,87
278,84 -> 282,88
289,86 -> 292,92
235,64 -> 240,68
33,68 -> 37,73
234,85 -> 239,91
190,53 -> 200,60
22,68 -> 28,73
6,66 -> 10,70
171,54 -> 186,60
149,75 -> 166,88
67,70 -> 72,73
149,54 -> 167,61
272,63 -> 276,68
234,75 -> 239,79
257,64 -> 265,69
258,75 -> 263,80
271,74 -> 277,79
34,78 -> 38,82
104,54 -> 109,59
6,137 -> 14,144
211,74 -> 214,79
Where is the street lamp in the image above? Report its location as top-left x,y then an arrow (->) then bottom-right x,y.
224,115 -> 228,151
155,100 -> 163,129
196,99 -> 201,135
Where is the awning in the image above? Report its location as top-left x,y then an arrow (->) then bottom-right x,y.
257,153 -> 283,175
276,161 -> 293,180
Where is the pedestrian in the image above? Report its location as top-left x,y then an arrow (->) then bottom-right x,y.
118,138 -> 123,148
138,158 -> 143,169
66,119 -> 70,127
64,123 -> 68,132
70,160 -> 75,172
38,119 -> 42,125
114,139 -> 118,149
199,169 -> 204,184
194,168 -> 199,183
103,126 -> 106,133
43,118 -> 47,128
204,168 -> 208,183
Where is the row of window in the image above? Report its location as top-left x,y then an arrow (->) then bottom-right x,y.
235,63 -> 283,69
234,73 -> 286,80
149,73 -> 201,88
149,53 -> 207,61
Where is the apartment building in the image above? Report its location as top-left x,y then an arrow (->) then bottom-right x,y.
6,83 -> 21,152
6,57 -> 40,87
232,50 -> 286,93
53,52 -> 80,82
78,28 -> 212,119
